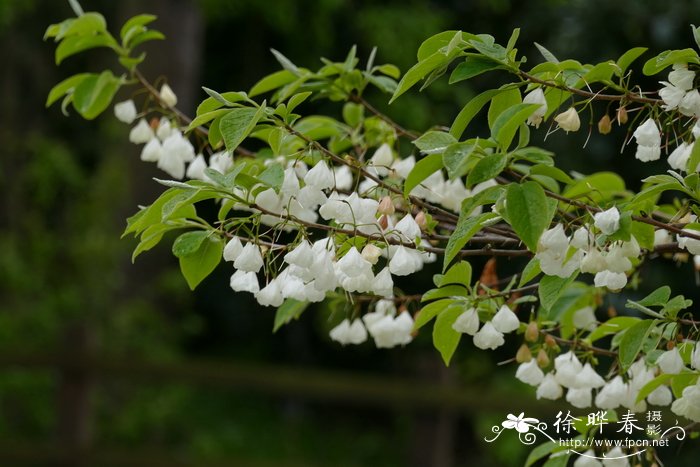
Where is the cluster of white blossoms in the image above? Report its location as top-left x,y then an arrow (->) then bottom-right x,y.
329,299 -> 414,348
452,304 -> 520,350
659,64 -> 700,117
535,207 -> 642,290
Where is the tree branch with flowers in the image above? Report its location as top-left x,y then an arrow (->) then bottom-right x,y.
45,1 -> 700,464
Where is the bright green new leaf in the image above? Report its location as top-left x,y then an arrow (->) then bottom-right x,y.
491,103 -> 539,150
442,141 -> 478,180
448,55 -> 504,84
518,258 -> 541,287
391,51 -> 453,103
505,181 -> 552,252
403,153 -> 443,196
615,47 -> 648,76
487,87 -> 522,129
46,73 -> 91,107
249,70 -> 297,97
273,299 -> 310,332
258,163 -> 285,191
636,374 -> 673,403
72,70 -> 122,120
637,286 -> 671,307
120,14 -> 157,40
55,34 -> 116,64
618,319 -> 657,371
443,212 -> 497,270
671,372 -> 699,398
172,231 -> 209,258
414,299 -> 453,330
450,88 -> 504,140
466,153 -> 507,187
586,317 -> 640,343
186,108 -> 231,133
220,105 -> 266,151
413,130 -> 457,154
196,91 -> 248,115
538,273 -> 578,312
437,261 -> 472,288
433,305 -> 464,366
534,42 -> 559,63
178,236 -> 224,290
642,48 -> 700,75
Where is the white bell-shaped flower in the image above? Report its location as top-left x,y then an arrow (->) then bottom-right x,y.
602,447 -> 629,467
390,155 -> 416,179
234,243 -> 264,273
372,267 -> 394,297
394,214 -> 422,242
284,240 -> 313,268
554,351 -> 583,388
388,245 -> 422,276
678,229 -> 700,254
114,99 -> 137,124
492,304 -> 520,333
157,149 -> 186,179
594,207 -> 620,235
229,270 -> 260,294
679,89 -> 700,117
129,119 -> 155,144
333,165 -> 353,190
594,376 -> 627,409
647,385 -> 672,406
668,142 -> 693,171
633,118 -> 661,162
671,381 -> 700,421
594,270 -> 627,291
572,306 -> 597,331
208,151 -> 234,174
575,363 -> 606,389
223,236 -> 243,262
669,65 -> 695,90
159,83 -> 178,107
452,307 -> 480,335
186,154 -> 208,180
304,160 -> 334,190
515,360 -> 544,386
573,450 -> 602,467
657,347 -> 685,374
554,107 -> 580,132
140,138 -> 162,162
523,88 -> 547,128
536,373 -> 563,400
369,143 -> 394,175
566,387 -> 592,409
472,321 -> 504,350
255,279 -> 284,307
156,117 -> 173,141
337,247 -> 372,277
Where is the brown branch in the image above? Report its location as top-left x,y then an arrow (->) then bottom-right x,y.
350,94 -> 419,139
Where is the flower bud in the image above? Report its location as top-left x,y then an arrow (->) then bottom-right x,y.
598,114 -> 612,134
666,340 -> 676,350
553,107 -> 581,132
536,349 -> 550,368
544,334 -> 557,349
516,344 -> 532,363
607,305 -> 617,318
378,196 -> 395,215
415,211 -> 427,231
525,321 -> 539,342
616,106 -> 628,124
361,244 -> 382,264
378,214 -> 389,230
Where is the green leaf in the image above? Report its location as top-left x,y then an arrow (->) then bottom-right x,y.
120,14 -> 157,40
443,141 -> 478,180
491,103 -> 539,150
220,105 -> 266,151
443,212 -> 497,270
449,88 -> 504,140
518,258 -> 541,287
586,317 -> 640,343
404,153 -> 443,196
638,286 -> 671,307
258,163 -> 285,191
433,305 -> 464,366
630,221 -> 655,250
437,261 -> 472,288
687,137 -> 700,175
185,108 -> 231,133
196,91 -> 248,115
286,91 -> 312,114
414,299 -> 453,330
413,130 -> 457,154
539,273 -> 577,311
421,285 -> 468,302
46,73 -> 91,107
643,48 -> 700,75
178,236 -> 223,290
61,12 -> 107,38
448,56 -> 504,83
636,374 -> 673,403
525,442 -> 559,467
487,87 -> 522,129
127,30 -> 165,49
671,372 -> 699,398
270,48 -> 302,76
562,172 -> 626,205
542,453 -> 570,467
417,30 -> 475,61
273,299 -> 310,332
618,319 -> 657,371
55,34 -> 116,65
534,42 -> 559,63
72,70 -> 122,120
249,70 -> 297,97
616,47 -> 648,76
505,181 -> 552,252
466,153 -> 507,187
529,164 -> 573,185
390,51 -> 452,103
172,231 -> 209,258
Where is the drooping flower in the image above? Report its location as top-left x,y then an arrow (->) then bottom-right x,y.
679,89 -> 700,117
536,373 -> 563,400
186,154 -> 208,180
129,119 -> 155,144
223,236 -> 243,262
329,319 -> 368,345
573,450 -> 602,467
388,245 -> 422,276
678,229 -> 700,254
575,363 -> 606,388
572,306 -> 597,331
566,387 -> 592,408
523,88 -> 547,128
594,376 -> 628,409
140,138 -> 162,162
372,267 -> 394,297
114,99 -> 137,124
452,307 -> 480,335
473,321 -> 505,350
657,347 -> 685,374
632,118 -> 661,162
668,142 -> 693,171
554,107 -> 581,132
594,270 -> 627,291
602,447 -> 630,467
647,385 -> 673,406
594,207 -> 620,235
671,380 -> 700,421
159,83 -> 178,107
394,214 -> 421,242
304,160 -> 335,190
553,351 -> 583,388
284,240 -> 313,268
369,143 -> 394,175
492,304 -> 520,333
234,243 -> 264,273
515,360 -> 544,386
229,270 -> 260,294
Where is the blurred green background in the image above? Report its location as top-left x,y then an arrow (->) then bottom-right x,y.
1,0 -> 699,465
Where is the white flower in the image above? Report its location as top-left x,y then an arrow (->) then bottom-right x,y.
566,387 -> 592,408
329,319 -> 368,345
452,307 -> 480,335
492,304 -> 520,333
234,243 -> 264,273
647,385 -> 673,406
186,154 -> 208,180
284,240 -> 313,268
361,244 -> 382,265
129,119 -> 154,144
632,119 -> 661,162
573,306 -> 597,331
654,229 -> 672,246
155,117 -> 173,140
594,207 -> 620,235
394,214 -> 421,242
281,167 -> 300,197
157,149 -> 186,179
114,99 -> 137,124
554,351 -> 583,388
536,224 -> 581,278
604,247 -> 632,273
372,267 -> 394,297
515,360 -> 544,386
389,245 -> 422,276
602,447 -> 629,467
159,83 -> 178,107
694,119 -> 700,139
595,376 -> 627,409
669,65 -> 695,90
594,270 -> 627,291
671,380 -> 700,421
140,138 -> 162,162
229,270 -> 259,294
370,143 -> 394,175
223,236 -> 243,262
209,151 -> 234,174
554,107 -> 580,132
390,155 -> 416,179
574,450 -> 602,467
523,88 -> 547,128
162,131 -> 195,163
368,313 -> 414,348
678,229 -> 700,254
473,321 -> 505,350
304,160 -> 334,190
536,373 -> 563,400
680,89 -> 700,117
333,165 -> 353,190
668,142 -> 693,171
575,363 -> 606,389
255,279 -> 284,307
657,347 -> 685,374
692,342 -> 700,370
337,247 -> 372,277
297,185 -> 327,209
659,82 -> 686,109
580,248 -> 607,274
571,227 -> 592,250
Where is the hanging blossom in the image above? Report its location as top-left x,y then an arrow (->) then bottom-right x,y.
632,118 -> 661,162
659,63 -> 700,117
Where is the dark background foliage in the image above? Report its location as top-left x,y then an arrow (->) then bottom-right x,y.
1,0 -> 699,465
